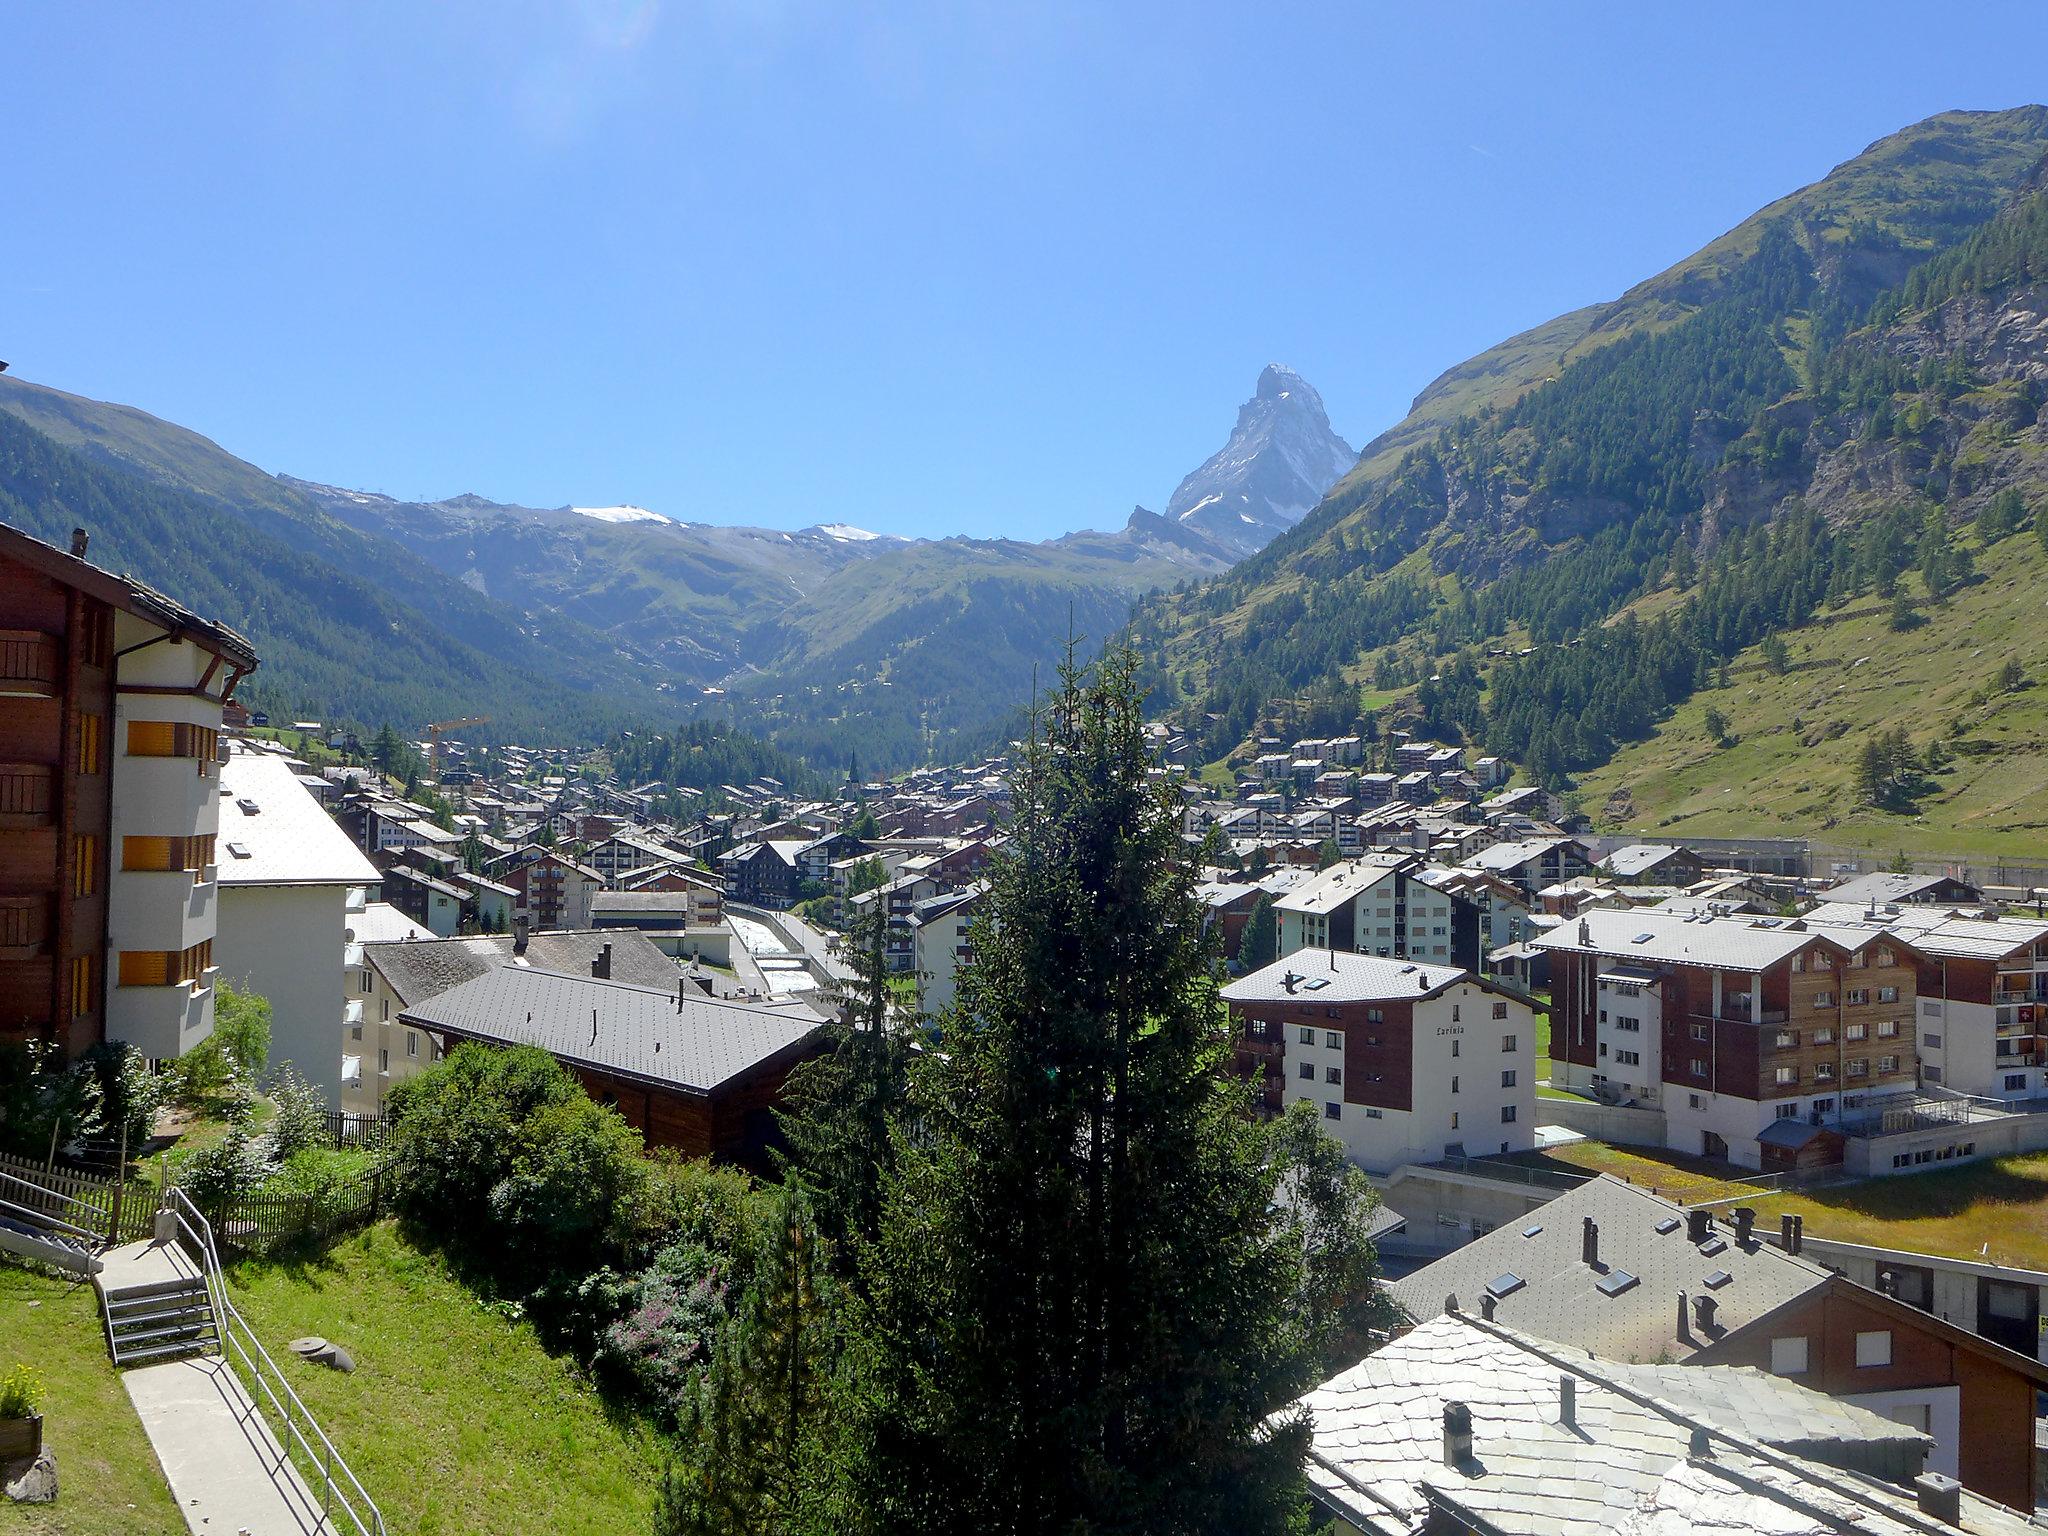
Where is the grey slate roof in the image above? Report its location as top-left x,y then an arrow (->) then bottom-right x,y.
398,965 -> 822,1094
1531,907 -> 1907,974
1825,870 -> 1981,906
1295,1311 -> 2020,1536
1600,843 -> 1691,879
364,929 -> 680,1007
1387,1176 -> 1829,1363
1221,951 -> 1470,1006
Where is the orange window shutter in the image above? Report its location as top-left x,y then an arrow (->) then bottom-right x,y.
120,950 -> 170,987
127,720 -> 176,757
123,836 -> 174,872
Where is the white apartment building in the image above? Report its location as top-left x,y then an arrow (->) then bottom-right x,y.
1224,952 -> 1538,1174
213,742 -> 379,1103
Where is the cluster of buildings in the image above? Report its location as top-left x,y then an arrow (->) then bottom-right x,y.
0,518 -> 1003,1166
1290,1175 -> 2048,1531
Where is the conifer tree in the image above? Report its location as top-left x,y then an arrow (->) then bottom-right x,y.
655,1184 -> 844,1536
853,648 -> 1323,1534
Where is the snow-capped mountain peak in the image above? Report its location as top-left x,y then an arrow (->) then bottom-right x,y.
1163,364 -> 1356,559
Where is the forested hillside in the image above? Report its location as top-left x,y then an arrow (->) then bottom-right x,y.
0,397 -> 665,738
1134,106 -> 2048,849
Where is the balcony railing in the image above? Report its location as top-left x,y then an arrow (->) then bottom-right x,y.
0,630 -> 59,697
0,763 -> 54,825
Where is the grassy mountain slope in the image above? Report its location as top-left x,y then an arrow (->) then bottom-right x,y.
0,380 -> 665,738
1582,529 -> 2048,858
1137,106 -> 2048,791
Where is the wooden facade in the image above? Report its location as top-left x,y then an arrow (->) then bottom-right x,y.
1694,1274 -> 2048,1511
0,549 -> 114,1056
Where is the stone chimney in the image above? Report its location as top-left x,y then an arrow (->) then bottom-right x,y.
1732,1207 -> 1755,1246
1676,1290 -> 1691,1342
1441,1401 -> 1473,1467
1694,1294 -> 1717,1334
1479,1292 -> 1496,1320
1581,1215 -> 1599,1269
1686,1208 -> 1712,1245
1558,1375 -> 1575,1427
1914,1472 -> 1962,1526
590,942 -> 612,980
1790,1214 -> 1804,1254
1780,1213 -> 1797,1252
1689,1426 -> 1713,1458
70,527 -> 89,559
513,914 -> 530,955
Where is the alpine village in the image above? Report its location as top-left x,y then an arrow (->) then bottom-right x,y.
11,18 -> 2048,1536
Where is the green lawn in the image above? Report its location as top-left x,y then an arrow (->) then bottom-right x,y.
1501,1139 -> 1761,1204
225,1223 -> 668,1536
1747,1152 -> 2048,1272
0,1265 -> 185,1535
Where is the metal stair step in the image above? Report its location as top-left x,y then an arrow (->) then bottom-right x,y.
111,1337 -> 215,1365
112,1319 -> 217,1348
110,1306 -> 215,1334
103,1281 -> 209,1310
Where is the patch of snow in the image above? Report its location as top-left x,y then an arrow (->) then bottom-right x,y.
814,523 -> 888,542
573,504 -> 670,524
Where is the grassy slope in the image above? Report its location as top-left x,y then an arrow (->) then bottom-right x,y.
0,1265 -> 185,1536
1581,531 -> 2048,858
226,1223 -> 665,1536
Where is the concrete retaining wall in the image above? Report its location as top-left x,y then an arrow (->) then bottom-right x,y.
1536,1096 -> 1668,1148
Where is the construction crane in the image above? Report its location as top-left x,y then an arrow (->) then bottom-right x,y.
426,715 -> 489,769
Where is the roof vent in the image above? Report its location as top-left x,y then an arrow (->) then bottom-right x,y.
1595,1269 -> 1639,1298
237,798 -> 262,815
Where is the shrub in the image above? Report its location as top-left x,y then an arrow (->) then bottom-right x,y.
266,1063 -> 328,1161
387,1044 -> 581,1244
79,1043 -> 168,1153
591,1240 -> 732,1419
174,983 -> 273,1103
488,1094 -> 647,1286
619,1152 -> 769,1270
0,1363 -> 43,1419
180,1104 -> 273,1207
0,1040 -> 104,1160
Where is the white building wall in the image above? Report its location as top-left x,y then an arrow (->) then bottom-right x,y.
1593,974 -> 1662,1105
104,630 -> 225,1062
215,883 -> 351,1104
1285,983 -> 1535,1174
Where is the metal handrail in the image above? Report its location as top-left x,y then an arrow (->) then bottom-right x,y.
163,1189 -> 386,1536
0,1165 -> 112,1235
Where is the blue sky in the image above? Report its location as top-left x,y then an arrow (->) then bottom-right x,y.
5,4 -> 2046,540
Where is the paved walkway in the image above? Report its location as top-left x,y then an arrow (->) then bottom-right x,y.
124,1354 -> 340,1535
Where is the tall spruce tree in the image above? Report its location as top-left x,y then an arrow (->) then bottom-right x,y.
777,903 -> 910,1279
853,647 -> 1318,1534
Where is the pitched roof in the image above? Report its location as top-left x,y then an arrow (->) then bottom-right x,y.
1387,1175 -> 1829,1363
1273,853 -> 1415,915
398,965 -> 821,1094
216,746 -> 380,887
1600,843 -> 1694,879
1824,870 -> 1982,905
1294,1311 -> 2016,1536
0,518 -> 259,670
364,928 -> 680,1007
1531,907 -> 1913,973
1222,950 -> 1471,1006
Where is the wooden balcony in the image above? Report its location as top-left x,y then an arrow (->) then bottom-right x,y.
0,763 -> 54,826
0,630 -> 60,698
